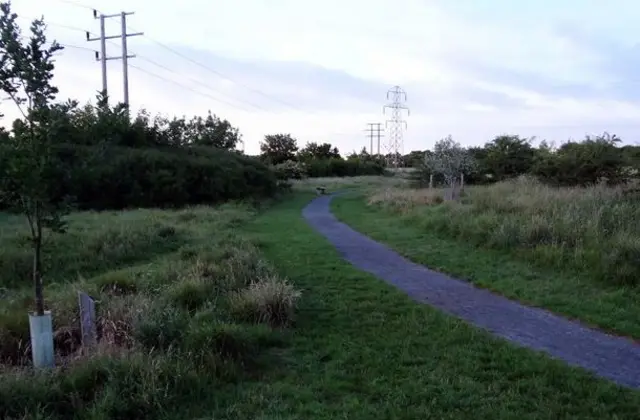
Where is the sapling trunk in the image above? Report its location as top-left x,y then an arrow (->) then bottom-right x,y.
33,228 -> 44,316
31,198 -> 45,316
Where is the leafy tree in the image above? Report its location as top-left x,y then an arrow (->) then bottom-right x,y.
423,135 -> 475,199
346,147 -> 372,162
185,111 -> 241,150
532,132 -> 626,186
260,133 -> 298,165
273,159 -> 307,180
297,141 -> 340,161
0,2 -> 67,315
346,150 -> 358,161
483,134 -> 536,181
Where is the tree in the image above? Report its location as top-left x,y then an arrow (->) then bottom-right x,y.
0,2 -> 67,317
260,133 -> 298,165
297,141 -> 340,161
424,135 -> 475,199
483,134 -> 536,181
185,111 -> 241,150
532,132 -> 626,186
346,147 -> 372,162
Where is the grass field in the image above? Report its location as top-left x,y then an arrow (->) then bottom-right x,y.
332,177 -> 640,339
2,188 -> 640,418
0,204 -> 300,419
291,173 -> 409,192
206,193 -> 640,419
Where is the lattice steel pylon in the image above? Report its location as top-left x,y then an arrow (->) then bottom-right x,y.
382,86 -> 409,167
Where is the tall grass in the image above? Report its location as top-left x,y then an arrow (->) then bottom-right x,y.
368,177 -> 640,286
292,174 -> 409,193
0,203 -> 301,419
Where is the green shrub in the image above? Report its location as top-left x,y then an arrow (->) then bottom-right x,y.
532,136 -> 627,187
273,159 -> 307,180
53,145 -> 278,211
0,143 -> 277,213
306,158 -> 384,178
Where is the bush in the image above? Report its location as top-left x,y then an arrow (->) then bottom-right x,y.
306,158 -> 384,178
229,275 -> 301,327
273,159 -> 307,180
532,136 -> 627,187
49,144 -> 278,211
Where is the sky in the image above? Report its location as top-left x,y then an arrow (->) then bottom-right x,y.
3,0 -> 640,155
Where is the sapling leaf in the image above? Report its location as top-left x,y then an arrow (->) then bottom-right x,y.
0,1 -> 68,316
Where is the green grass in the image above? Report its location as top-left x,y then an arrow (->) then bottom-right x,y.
332,192 -> 640,339
0,203 -> 299,419
194,193 -> 640,419
291,174 -> 409,193
4,193 -> 640,418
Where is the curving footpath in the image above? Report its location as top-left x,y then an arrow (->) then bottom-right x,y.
303,194 -> 640,389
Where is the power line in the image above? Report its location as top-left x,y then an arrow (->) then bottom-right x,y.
54,0 -> 96,11
51,0 -> 313,114
26,16 -> 254,111
46,1 -> 282,112
41,17 -> 267,113
128,64 -> 256,112
134,55 -> 258,112
18,16 -> 90,35
59,42 -> 95,53
22,16 -> 121,50
132,31 -> 297,113
131,30 -> 305,113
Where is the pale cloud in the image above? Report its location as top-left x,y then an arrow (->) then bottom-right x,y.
3,0 -> 640,155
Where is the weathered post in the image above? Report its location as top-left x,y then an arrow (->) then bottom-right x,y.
78,291 -> 97,348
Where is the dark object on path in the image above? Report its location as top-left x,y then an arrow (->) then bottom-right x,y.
303,194 -> 640,389
315,186 -> 327,196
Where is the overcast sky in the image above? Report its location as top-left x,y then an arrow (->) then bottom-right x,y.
4,0 -> 640,155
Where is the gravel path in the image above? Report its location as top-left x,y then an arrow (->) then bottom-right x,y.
303,194 -> 640,389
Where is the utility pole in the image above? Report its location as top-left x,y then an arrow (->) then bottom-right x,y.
383,86 -> 410,168
86,10 -> 143,106
365,123 -> 384,157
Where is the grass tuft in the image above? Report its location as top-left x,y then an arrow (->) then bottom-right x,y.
228,275 -> 302,327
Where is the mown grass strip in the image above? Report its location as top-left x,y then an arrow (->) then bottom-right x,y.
205,193 -> 640,419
